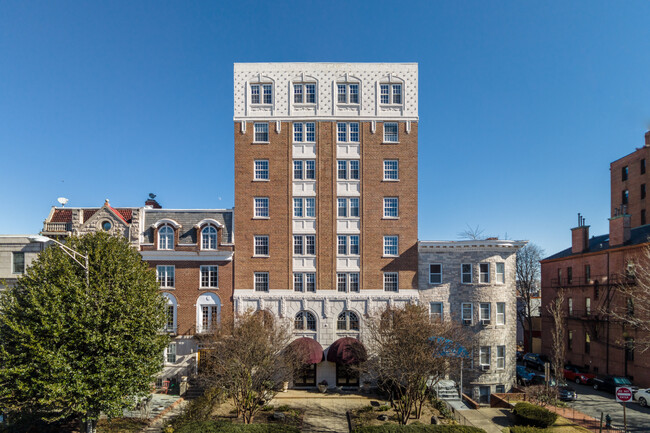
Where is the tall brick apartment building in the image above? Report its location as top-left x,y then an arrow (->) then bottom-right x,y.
541,131 -> 650,387
232,63 -> 420,386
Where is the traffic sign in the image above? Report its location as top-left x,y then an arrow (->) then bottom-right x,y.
616,386 -> 633,402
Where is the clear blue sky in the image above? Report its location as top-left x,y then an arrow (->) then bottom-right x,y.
1,0 -> 650,256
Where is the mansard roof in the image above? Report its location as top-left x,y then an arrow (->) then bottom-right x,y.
143,209 -> 233,245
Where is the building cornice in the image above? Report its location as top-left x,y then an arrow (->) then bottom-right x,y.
139,251 -> 233,262
419,240 -> 528,252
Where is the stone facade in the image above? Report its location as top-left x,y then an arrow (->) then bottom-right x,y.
0,235 -> 47,290
418,239 -> 525,403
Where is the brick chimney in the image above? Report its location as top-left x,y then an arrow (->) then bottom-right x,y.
609,208 -> 631,247
571,213 -> 589,254
145,198 -> 162,209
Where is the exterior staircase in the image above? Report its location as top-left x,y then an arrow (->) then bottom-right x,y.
433,379 -> 460,401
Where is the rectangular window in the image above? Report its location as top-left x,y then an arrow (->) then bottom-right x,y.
337,273 -> 347,292
294,84 -> 303,103
585,264 -> 591,282
430,302 -> 443,321
496,263 -> 505,283
350,198 -> 359,217
293,198 -> 315,218
201,265 -> 219,288
338,198 -> 347,217
337,272 -> 360,292
294,273 -> 303,292
496,346 -> 505,369
568,297 -> 573,316
622,166 -> 629,181
255,235 -> 269,256
380,84 -> 389,104
350,273 -> 359,292
12,252 -> 25,274
568,330 -> 573,350
586,297 -> 591,315
479,303 -> 491,321
642,184 -> 646,200
496,303 -> 505,325
384,160 -> 399,180
337,235 -> 359,255
294,160 -> 303,180
305,235 -> 315,255
567,266 -> 573,285
167,343 -> 176,363
293,122 -> 303,142
384,122 -> 398,143
254,197 -> 269,218
305,273 -> 316,292
384,236 -> 398,256
461,264 -> 472,284
384,272 -> 398,292
338,160 -> 347,180
305,160 -> 315,179
251,84 -> 260,104
392,84 -> 402,104
293,122 -> 315,143
349,235 -> 359,255
337,235 -> 347,255
337,198 -> 359,218
480,346 -> 490,367
336,122 -> 360,142
254,272 -> 269,292
254,160 -> 269,180
462,303 -> 473,324
349,160 -> 359,180
337,84 -> 346,103
643,209 -> 647,225
383,197 -> 399,218
166,305 -> 175,332
293,160 -> 316,179
623,189 -> 629,205
429,264 -> 442,284
479,263 -> 489,283
305,122 -> 315,142
293,235 -> 315,255
293,198 -> 303,218
642,159 -> 646,175
262,84 -> 272,104
305,198 -> 315,217
157,265 -> 175,288
585,332 -> 590,354
254,122 -> 269,142
293,235 -> 303,255
349,84 -> 359,103
305,84 -> 316,103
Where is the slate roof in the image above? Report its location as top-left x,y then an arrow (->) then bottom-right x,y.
143,210 -> 233,245
543,224 -> 650,261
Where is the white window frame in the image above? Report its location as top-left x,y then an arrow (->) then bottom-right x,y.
383,197 -> 399,218
496,302 -> 505,325
254,160 -> 269,180
479,263 -> 490,283
461,303 -> 473,324
337,197 -> 359,218
254,272 -> 269,292
158,225 -> 174,250
254,197 -> 269,218
294,272 -> 316,293
496,262 -> 505,284
383,160 -> 399,180
293,197 -> 315,218
293,159 -> 316,180
429,263 -> 442,284
293,234 -> 315,256
197,292 -> 221,333
200,265 -> 219,288
293,122 -> 316,143
163,293 -> 177,333
383,122 -> 399,143
337,159 -> 360,180
336,122 -> 360,143
254,235 -> 269,256
294,311 -> 317,331
166,342 -> 177,363
251,83 -> 272,105
383,272 -> 399,292
201,225 -> 218,250
380,83 -> 402,105
293,83 -> 316,104
253,122 -> 269,143
383,236 -> 399,257
337,310 -> 360,331
337,83 -> 360,104
337,272 -> 360,293
337,234 -> 359,256
479,303 -> 491,321
157,265 -> 175,288
496,346 -> 505,369
461,264 -> 472,284
430,302 -> 443,322
480,346 -> 491,367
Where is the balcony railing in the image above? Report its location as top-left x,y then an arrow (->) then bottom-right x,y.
43,222 -> 72,232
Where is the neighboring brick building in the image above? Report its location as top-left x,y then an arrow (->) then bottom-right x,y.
232,63 -> 420,387
610,131 -> 650,228
419,239 -> 526,403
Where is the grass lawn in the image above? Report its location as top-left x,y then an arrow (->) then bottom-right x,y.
351,400 -> 451,428
96,417 -> 150,433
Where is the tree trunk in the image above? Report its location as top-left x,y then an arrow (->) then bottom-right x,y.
80,416 -> 97,433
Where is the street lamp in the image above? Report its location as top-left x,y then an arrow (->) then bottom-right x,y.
28,235 -> 89,287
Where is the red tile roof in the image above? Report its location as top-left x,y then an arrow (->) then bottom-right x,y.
51,209 -> 72,223
83,209 -> 97,222
108,206 -> 130,224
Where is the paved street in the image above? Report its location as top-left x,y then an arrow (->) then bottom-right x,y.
565,382 -> 650,432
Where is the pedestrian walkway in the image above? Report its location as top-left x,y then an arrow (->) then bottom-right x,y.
137,396 -> 188,433
546,405 -> 623,432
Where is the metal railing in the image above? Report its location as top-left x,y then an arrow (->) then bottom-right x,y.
43,222 -> 72,232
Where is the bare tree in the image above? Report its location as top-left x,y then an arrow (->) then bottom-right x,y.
547,289 -> 566,388
516,243 -> 544,352
198,311 -> 302,424
457,224 -> 486,240
362,304 -> 470,425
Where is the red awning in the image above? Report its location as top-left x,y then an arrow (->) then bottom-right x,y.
288,337 -> 324,364
326,337 -> 367,365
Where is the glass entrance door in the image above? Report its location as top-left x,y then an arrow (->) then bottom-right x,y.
336,363 -> 359,386
294,363 -> 317,387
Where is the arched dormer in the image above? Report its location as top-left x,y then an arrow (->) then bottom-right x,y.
152,219 -> 181,250
195,219 -> 223,250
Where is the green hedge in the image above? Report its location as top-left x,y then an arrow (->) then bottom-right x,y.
353,426 -> 486,433
512,402 -> 558,428
509,426 -> 548,433
173,421 -> 300,433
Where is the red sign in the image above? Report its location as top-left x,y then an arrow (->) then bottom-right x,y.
616,386 -> 633,402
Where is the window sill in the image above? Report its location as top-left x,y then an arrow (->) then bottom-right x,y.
253,216 -> 270,220
292,141 -> 316,145
382,179 -> 400,182
382,255 -> 399,259
200,287 -> 219,290
382,142 -> 400,145
336,141 -> 360,145
252,141 -> 270,145
160,287 -> 175,290
253,179 -> 270,182
253,255 -> 270,258
429,282 -> 442,285
382,217 -> 399,220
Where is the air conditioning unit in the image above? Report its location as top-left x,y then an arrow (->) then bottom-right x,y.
463,319 -> 472,325
481,319 -> 491,326
480,365 -> 489,371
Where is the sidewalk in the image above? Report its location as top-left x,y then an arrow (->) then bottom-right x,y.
546,405 -> 623,432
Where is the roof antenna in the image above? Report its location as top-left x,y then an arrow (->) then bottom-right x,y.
57,197 -> 69,207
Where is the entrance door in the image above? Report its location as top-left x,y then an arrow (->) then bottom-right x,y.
336,363 -> 359,386
479,386 -> 491,404
294,364 -> 317,387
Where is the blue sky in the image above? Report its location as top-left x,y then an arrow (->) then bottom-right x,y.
1,0 -> 649,256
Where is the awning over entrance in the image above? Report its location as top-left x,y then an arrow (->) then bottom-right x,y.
288,337 -> 324,364
326,337 -> 367,365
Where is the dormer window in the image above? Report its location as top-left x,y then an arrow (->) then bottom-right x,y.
380,83 -> 402,104
337,83 -> 359,104
201,225 -> 218,250
293,83 -> 316,104
251,84 -> 272,105
159,225 -> 174,250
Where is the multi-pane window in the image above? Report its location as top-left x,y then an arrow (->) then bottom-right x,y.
337,311 -> 360,331
337,160 -> 360,180
337,83 -> 359,104
293,197 -> 315,218
585,264 -> 591,282
384,122 -> 398,143
337,197 -> 359,218
496,346 -> 505,369
568,297 -> 573,316
254,160 -> 269,180
159,225 -> 174,250
293,235 -> 315,255
380,83 -> 402,104
295,311 -> 316,331
167,343 -> 176,363
337,122 -> 360,142
157,265 -> 175,288
254,123 -> 269,142
254,272 -> 269,292
166,304 -> 175,332
294,273 -> 316,292
294,160 -> 316,180
254,197 -> 269,218
479,263 -> 490,283
383,272 -> 398,292
383,197 -> 399,218
251,84 -> 272,104
383,236 -> 398,256
200,266 -> 218,288
337,273 -> 360,292
622,166 -> 629,181
586,297 -> 591,315
201,226 -> 218,250
461,264 -> 472,284
294,83 -> 316,104
622,189 -> 629,205
337,235 -> 359,255
462,303 -> 473,324
429,264 -> 442,284
293,122 -> 316,142
479,346 -> 491,367
12,252 -> 25,274
254,235 -> 269,256
479,303 -> 491,321
496,263 -> 505,283
384,160 -> 398,180
201,305 -> 219,332
496,303 -> 505,325
430,302 -> 443,322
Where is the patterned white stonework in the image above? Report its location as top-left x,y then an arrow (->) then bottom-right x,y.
234,63 -> 418,121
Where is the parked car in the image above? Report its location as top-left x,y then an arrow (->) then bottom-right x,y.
563,364 -> 596,385
592,375 -> 638,395
529,374 -> 556,386
557,382 -> 578,401
516,365 -> 535,385
634,389 -> 650,407
523,353 -> 551,371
